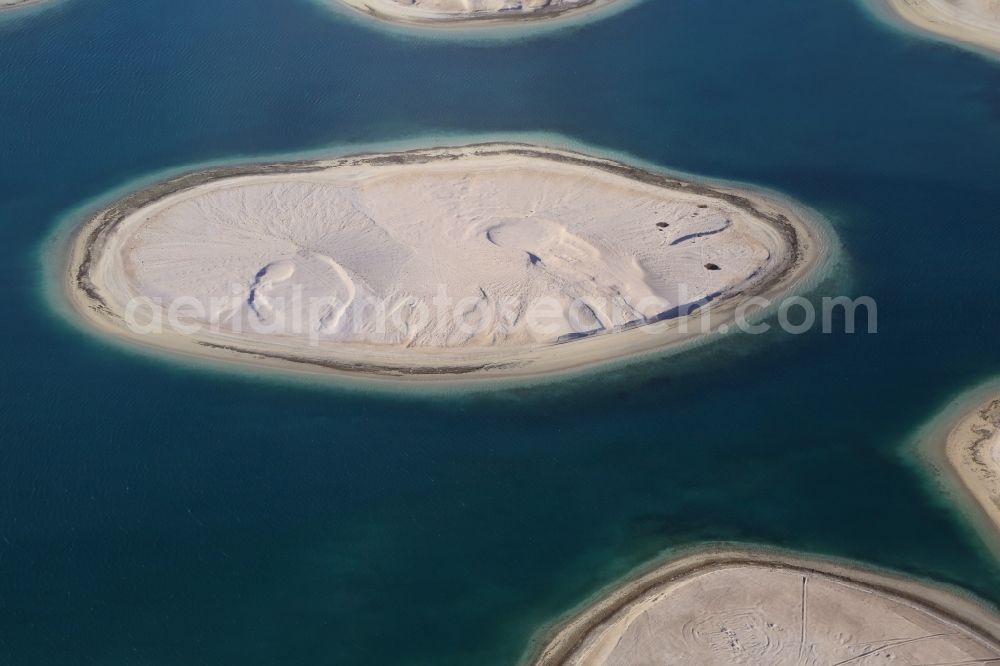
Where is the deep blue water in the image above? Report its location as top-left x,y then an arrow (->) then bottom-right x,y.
2,0 -> 1000,663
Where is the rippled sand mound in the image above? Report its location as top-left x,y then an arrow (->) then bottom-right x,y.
882,0 -> 1000,54
533,549 -> 1000,666
113,163 -> 765,347
66,144 -> 826,381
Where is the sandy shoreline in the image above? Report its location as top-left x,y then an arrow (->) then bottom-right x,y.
915,380 -> 1000,555
528,545 -> 1000,665
322,0 -> 623,29
875,0 -> 1000,56
61,142 -> 830,385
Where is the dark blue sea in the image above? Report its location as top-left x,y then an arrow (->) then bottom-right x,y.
2,0 -> 1000,663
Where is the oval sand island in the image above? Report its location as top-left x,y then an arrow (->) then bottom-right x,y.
876,0 -> 1000,55
64,143 -> 828,382
322,0 -> 622,28
531,547 -> 1000,666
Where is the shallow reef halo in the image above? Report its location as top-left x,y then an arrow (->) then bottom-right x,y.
42,131 -> 845,397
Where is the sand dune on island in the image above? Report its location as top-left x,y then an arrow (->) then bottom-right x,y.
878,0 -> 1000,55
531,548 -> 1000,666
63,143 -> 828,383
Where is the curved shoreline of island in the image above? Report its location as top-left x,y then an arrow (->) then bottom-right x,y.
873,0 -> 1000,57
320,0 -> 626,30
915,380 -> 1000,555
528,545 -> 1000,666
60,142 -> 832,385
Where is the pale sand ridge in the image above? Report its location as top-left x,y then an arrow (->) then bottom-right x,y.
63,143 -> 830,383
530,547 -> 1000,666
879,0 -> 1000,55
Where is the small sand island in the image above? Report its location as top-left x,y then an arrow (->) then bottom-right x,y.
879,0 -> 1000,55
1,0 -> 41,9
919,383 -> 1000,550
325,0 -> 621,28
531,547 -> 1000,665
64,143 -> 826,382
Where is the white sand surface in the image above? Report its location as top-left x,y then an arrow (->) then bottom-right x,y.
532,548 -> 1000,666
881,0 -> 1000,54
64,143 -> 827,383
325,0 -> 619,27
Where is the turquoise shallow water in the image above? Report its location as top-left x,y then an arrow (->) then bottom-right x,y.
3,0 -> 1000,663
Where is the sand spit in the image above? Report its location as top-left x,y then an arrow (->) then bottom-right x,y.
878,0 -> 1000,55
530,547 -> 1000,666
324,0 -> 621,29
63,143 -> 828,383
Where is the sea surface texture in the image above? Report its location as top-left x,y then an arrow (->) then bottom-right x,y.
2,0 -> 1000,663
